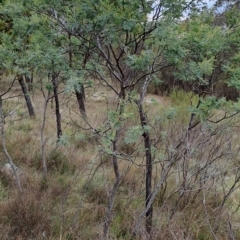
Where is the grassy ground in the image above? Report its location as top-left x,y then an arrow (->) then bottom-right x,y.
0,79 -> 240,239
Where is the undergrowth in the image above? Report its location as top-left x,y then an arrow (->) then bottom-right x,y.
0,88 -> 240,239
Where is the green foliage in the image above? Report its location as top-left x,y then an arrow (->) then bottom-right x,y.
189,96 -> 227,121
45,82 -> 53,92
65,74 -> 85,93
124,125 -> 143,144
126,50 -> 155,71
108,110 -> 123,130
57,134 -> 70,146
165,107 -> 178,120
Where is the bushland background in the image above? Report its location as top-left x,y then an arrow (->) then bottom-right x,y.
1,0 -> 240,239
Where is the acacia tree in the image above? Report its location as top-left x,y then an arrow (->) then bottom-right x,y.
133,10 -> 240,237
62,0 -> 209,237
2,1 -> 72,176
29,23 -> 71,175
0,3 -> 36,117
3,0 -> 240,238
27,0 -> 95,119
34,0 -> 218,237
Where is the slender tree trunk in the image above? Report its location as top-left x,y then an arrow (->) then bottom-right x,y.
0,96 -> 23,194
40,89 -> 50,180
103,136 -> 121,240
102,97 -> 126,239
134,72 -> 154,235
52,72 -> 62,140
18,75 -> 35,117
138,102 -> 153,235
75,85 -> 86,118
68,33 -> 87,118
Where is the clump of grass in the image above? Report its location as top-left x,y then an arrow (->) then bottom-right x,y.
0,191 -> 51,239
16,122 -> 33,132
84,175 -> 108,205
164,89 -> 199,125
110,197 -> 137,239
169,89 -> 198,107
48,150 -> 76,175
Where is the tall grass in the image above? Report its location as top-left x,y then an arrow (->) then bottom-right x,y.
0,86 -> 240,239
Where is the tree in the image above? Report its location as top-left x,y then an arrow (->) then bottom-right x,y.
2,0 -> 240,238
0,2 -> 36,117
67,0 -> 208,236
39,0 -> 220,237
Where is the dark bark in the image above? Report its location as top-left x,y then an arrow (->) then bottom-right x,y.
68,34 -> 87,118
138,102 -> 153,235
52,72 -> 62,140
18,75 -> 35,118
25,73 -> 33,92
119,85 -> 126,99
75,50 -> 88,118
75,84 -> 86,118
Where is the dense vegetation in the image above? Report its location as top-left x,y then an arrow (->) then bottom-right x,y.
1,0 -> 240,239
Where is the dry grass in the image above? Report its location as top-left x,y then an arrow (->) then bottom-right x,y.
1,80 -> 240,239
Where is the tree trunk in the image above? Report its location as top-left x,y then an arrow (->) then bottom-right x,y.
52,72 -> 62,140
75,84 -> 86,118
68,34 -> 87,118
18,75 -> 35,117
40,91 -> 50,180
102,98 -> 126,239
138,102 -> 153,235
25,73 -> 33,92
103,135 -> 121,240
